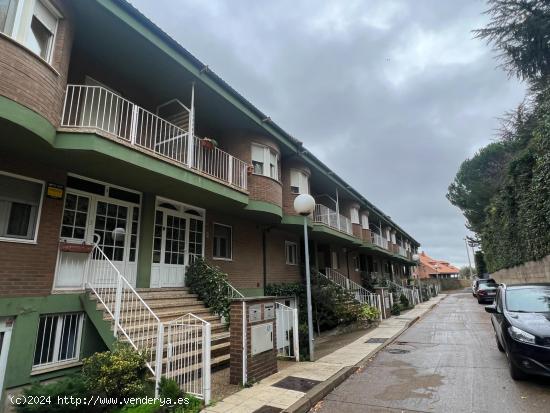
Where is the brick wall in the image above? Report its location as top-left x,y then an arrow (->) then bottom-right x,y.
204,211 -> 301,289
229,298 -> 278,385
492,255 -> 550,284
0,157 -> 66,297
0,0 -> 73,126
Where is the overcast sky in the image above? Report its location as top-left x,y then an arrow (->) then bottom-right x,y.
131,0 -> 525,267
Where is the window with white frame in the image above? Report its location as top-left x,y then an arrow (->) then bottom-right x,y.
361,214 -> 369,230
33,313 -> 83,369
1,0 -> 61,63
285,241 -> 298,265
213,223 -> 232,260
0,172 -> 44,242
350,207 -> 359,224
290,169 -> 309,194
251,143 -> 278,180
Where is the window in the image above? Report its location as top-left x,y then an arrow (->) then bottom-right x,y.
352,255 -> 359,271
350,207 -> 359,224
1,0 -> 60,63
60,193 -> 89,240
0,172 -> 44,242
33,313 -> 83,369
331,250 -> 339,269
213,223 -> 232,260
290,169 -> 309,194
251,143 -> 278,180
285,241 -> 298,265
0,0 -> 18,34
361,214 -> 369,230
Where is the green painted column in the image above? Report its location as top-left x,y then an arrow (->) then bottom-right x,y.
136,193 -> 156,288
4,312 -> 39,389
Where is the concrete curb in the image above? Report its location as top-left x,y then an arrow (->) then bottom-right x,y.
283,298 -> 445,413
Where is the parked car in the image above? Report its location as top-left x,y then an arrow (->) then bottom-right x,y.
476,282 -> 498,304
485,283 -> 550,380
472,278 -> 496,296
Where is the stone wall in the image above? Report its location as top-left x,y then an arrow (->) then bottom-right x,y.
439,278 -> 471,291
491,255 -> 550,284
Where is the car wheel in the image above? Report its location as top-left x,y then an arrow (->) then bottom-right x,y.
495,335 -> 504,352
477,297 -> 482,304
508,355 -> 527,381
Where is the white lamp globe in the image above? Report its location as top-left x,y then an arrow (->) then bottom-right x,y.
412,253 -> 420,262
294,193 -> 316,216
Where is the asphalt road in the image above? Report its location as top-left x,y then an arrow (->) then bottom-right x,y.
313,290 -> 550,413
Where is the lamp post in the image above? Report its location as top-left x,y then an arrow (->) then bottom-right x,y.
412,253 -> 422,302
294,193 -> 316,361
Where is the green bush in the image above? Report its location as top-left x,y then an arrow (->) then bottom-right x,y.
82,343 -> 152,400
185,258 -> 232,321
390,303 -> 401,316
359,305 -> 380,323
158,377 -> 184,401
399,294 -> 410,308
15,375 -> 90,413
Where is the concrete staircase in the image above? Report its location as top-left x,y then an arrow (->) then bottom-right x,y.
89,287 -> 230,371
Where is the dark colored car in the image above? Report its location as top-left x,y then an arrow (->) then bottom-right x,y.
476,282 -> 498,304
472,278 -> 496,297
486,283 -> 550,380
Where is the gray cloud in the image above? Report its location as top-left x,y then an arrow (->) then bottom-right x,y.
131,0 -> 525,267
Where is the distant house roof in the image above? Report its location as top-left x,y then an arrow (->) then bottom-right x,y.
416,251 -> 460,278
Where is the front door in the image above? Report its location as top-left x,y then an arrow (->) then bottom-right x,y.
0,318 -> 13,400
150,199 -> 204,288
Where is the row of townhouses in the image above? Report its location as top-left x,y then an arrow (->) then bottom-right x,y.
0,0 -> 420,405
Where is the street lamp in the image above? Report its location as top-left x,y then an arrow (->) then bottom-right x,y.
294,193 -> 316,361
412,253 -> 422,302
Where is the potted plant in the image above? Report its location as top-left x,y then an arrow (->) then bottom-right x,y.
200,137 -> 218,150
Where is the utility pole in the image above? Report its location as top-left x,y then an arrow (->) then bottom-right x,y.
464,238 -> 474,279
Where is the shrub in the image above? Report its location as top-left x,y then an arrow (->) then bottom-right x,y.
185,258 -> 232,321
158,377 -> 184,401
359,305 -> 380,323
82,343 -> 151,400
390,303 -> 401,316
399,294 -> 410,308
15,375 -> 89,413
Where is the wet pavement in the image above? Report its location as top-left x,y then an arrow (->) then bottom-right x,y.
313,290 -> 550,413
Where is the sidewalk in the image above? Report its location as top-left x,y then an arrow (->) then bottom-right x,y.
203,294 -> 447,413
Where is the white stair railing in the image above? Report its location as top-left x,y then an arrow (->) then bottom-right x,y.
321,268 -> 382,320
275,302 -> 299,361
387,280 -> 419,305
85,239 -> 211,402
85,240 -> 164,395
165,313 -> 211,404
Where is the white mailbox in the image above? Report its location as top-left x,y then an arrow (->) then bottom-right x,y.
251,323 -> 273,355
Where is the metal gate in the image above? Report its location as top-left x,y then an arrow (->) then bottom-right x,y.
275,302 -> 299,361
165,314 -> 211,404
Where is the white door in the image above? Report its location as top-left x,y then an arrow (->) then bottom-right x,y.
0,318 -> 13,400
55,190 -> 140,289
151,209 -> 187,287
150,200 -> 204,288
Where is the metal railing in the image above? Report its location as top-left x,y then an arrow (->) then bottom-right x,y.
85,238 -> 211,402
275,302 -> 299,361
85,240 -> 164,394
313,204 -> 353,235
398,246 -> 408,257
61,85 -> 247,191
321,268 -> 382,320
165,313 -> 211,404
371,232 -> 388,249
387,280 -> 420,306
224,279 -> 244,299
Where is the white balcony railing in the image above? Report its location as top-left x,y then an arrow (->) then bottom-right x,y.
399,246 -> 408,257
313,204 -> 353,235
61,85 -> 247,191
371,232 -> 388,249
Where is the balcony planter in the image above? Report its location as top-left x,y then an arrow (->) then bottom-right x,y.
200,137 -> 218,150
59,242 -> 94,253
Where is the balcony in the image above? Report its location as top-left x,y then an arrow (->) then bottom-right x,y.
313,204 -> 353,235
60,85 -> 248,191
371,232 -> 388,249
398,246 -> 408,257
